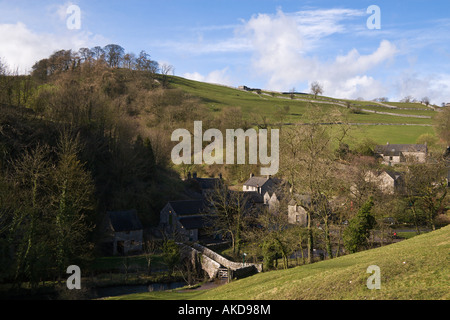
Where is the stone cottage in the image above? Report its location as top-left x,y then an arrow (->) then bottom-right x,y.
188,172 -> 222,197
375,143 -> 427,165
243,174 -> 276,195
159,200 -> 210,242
263,192 -> 280,213
365,170 -> 404,195
287,195 -> 311,226
101,210 -> 144,256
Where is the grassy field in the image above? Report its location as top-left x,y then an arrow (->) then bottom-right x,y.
167,76 -> 437,145
108,225 -> 449,300
343,125 -> 436,145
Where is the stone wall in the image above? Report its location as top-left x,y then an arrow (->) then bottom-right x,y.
177,243 -> 221,279
192,243 -> 263,273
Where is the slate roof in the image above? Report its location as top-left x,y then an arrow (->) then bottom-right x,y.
242,191 -> 264,204
178,216 -> 210,230
168,200 -> 207,216
244,176 -> 271,187
192,177 -> 221,190
107,210 -> 143,232
288,194 -> 312,207
383,170 -> 403,181
375,144 -> 427,156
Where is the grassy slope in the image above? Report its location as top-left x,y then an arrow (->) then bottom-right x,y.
109,225 -> 449,300
167,76 -> 436,145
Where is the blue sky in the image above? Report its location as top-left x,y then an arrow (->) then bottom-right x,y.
1,0 -> 449,104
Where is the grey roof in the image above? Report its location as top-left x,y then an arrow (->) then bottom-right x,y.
178,216 -> 210,230
244,176 -> 271,187
107,210 -> 143,232
383,170 -> 403,180
289,194 -> 312,207
192,178 -> 221,190
242,191 -> 264,203
169,200 -> 207,216
375,144 -> 427,156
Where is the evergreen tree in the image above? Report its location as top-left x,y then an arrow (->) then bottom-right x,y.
343,197 -> 376,254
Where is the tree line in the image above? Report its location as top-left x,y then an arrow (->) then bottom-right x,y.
31,44 -> 160,80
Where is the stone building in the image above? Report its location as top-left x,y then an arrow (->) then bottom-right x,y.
243,174 -> 276,195
365,170 -> 404,195
101,210 -> 144,256
263,192 -> 280,212
159,200 -> 209,242
287,195 -> 311,226
375,143 -> 427,165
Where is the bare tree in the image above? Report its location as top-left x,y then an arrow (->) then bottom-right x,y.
310,81 -> 323,99
205,181 -> 255,256
136,51 -> 159,73
402,159 -> 448,231
421,96 -> 430,106
143,239 -> 158,275
104,44 -> 125,68
123,52 -> 136,70
401,96 -> 415,103
160,63 -> 174,88
280,105 -> 349,262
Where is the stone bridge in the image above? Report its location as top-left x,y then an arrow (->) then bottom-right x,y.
177,243 -> 262,280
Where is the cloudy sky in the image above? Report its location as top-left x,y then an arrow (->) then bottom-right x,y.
1,0 -> 449,104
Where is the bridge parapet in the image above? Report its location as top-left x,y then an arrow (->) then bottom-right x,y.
192,243 -> 263,273
177,243 -> 221,279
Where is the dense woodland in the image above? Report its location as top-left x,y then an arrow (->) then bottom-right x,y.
0,44 -> 217,288
0,44 -> 449,292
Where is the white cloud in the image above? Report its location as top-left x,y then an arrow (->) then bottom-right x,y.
394,72 -> 450,105
0,19 -> 107,74
242,9 -> 398,100
292,8 -> 366,49
183,67 -> 233,86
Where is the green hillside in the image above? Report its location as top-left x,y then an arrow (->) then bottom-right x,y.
166,76 -> 437,145
110,225 -> 449,300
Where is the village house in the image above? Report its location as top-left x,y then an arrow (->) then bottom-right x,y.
375,143 -> 428,165
159,200 -> 210,242
101,210 -> 144,256
263,192 -> 280,212
365,170 -> 404,195
287,195 -> 310,226
187,172 -> 222,197
243,174 -> 276,195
